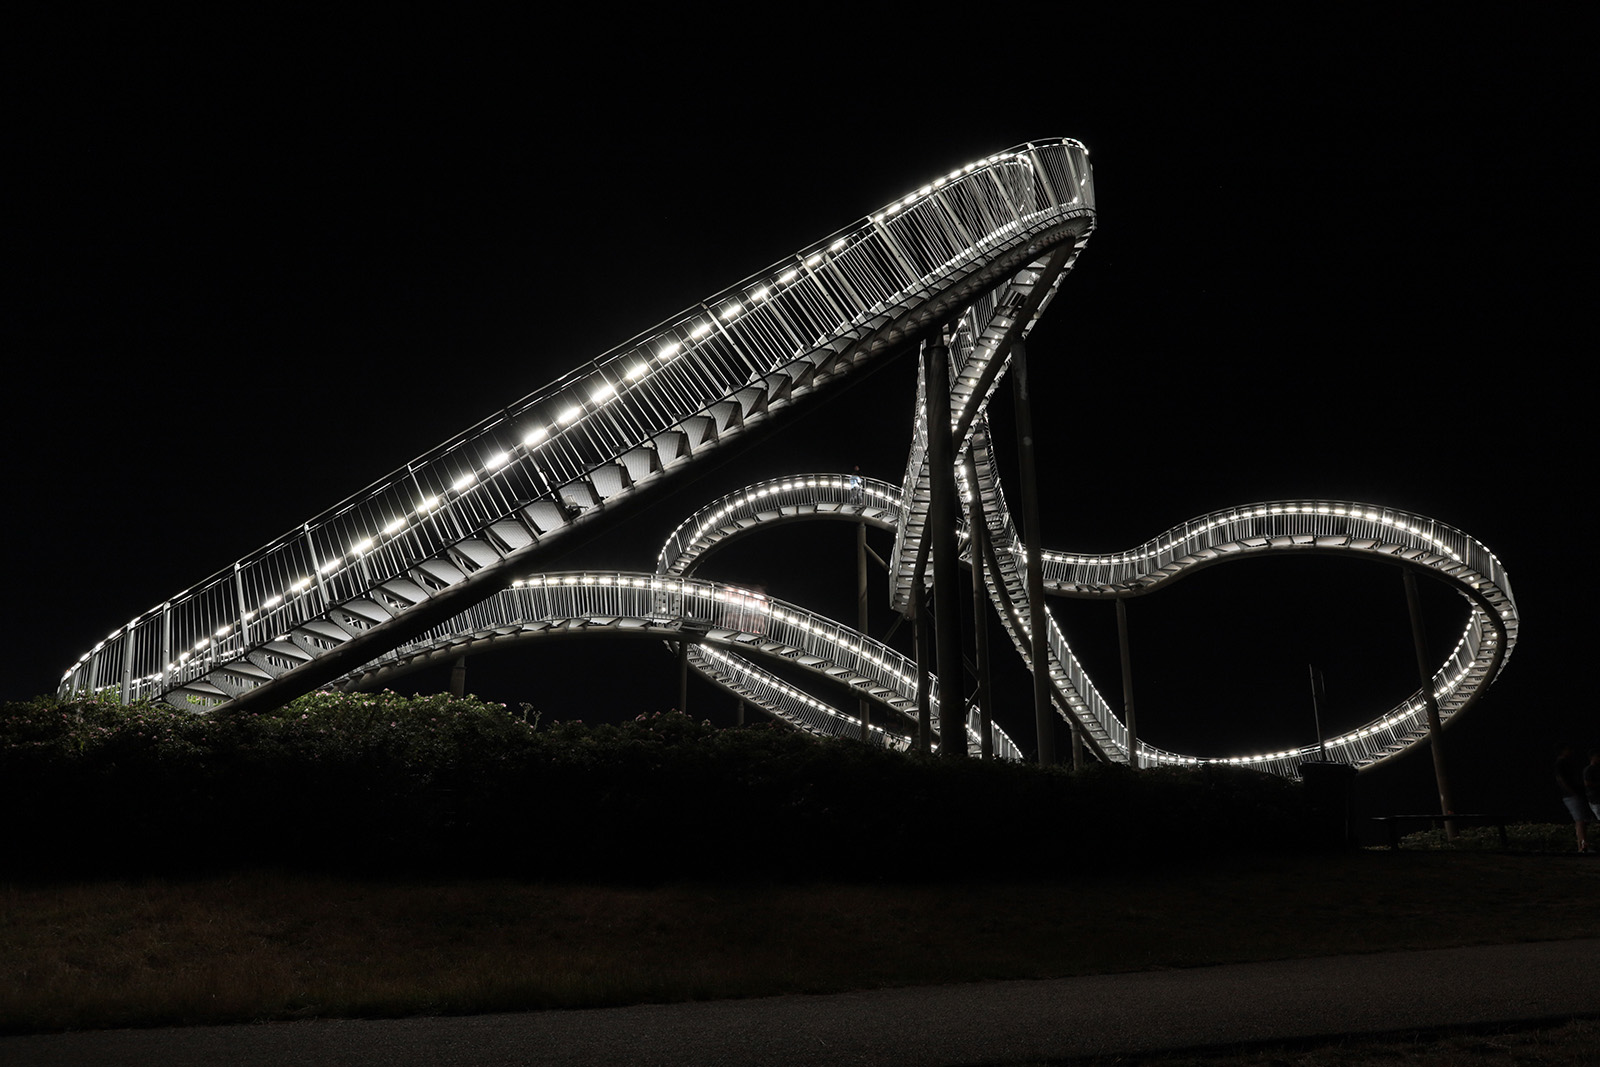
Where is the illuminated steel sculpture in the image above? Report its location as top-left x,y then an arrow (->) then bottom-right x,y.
59,140 -> 1519,774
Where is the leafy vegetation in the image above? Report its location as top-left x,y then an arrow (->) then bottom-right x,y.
1,692 -> 1311,879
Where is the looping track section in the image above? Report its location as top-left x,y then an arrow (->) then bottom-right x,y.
57,137 -> 1520,778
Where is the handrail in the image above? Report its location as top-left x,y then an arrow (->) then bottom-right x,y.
61,140 -> 1096,707
333,571 -> 1024,759
645,459 -> 1519,776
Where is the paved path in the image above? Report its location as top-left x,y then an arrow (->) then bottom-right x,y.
6,938 -> 1598,1066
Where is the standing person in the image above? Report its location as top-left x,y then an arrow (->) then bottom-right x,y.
849,465 -> 863,505
1556,743 -> 1591,853
1585,749 -> 1600,823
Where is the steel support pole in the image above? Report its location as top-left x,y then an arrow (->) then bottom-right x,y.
120,628 -> 134,706
1116,597 -> 1139,770
913,581 -> 931,756
1309,665 -> 1328,759
1404,567 -> 1457,838
234,563 -> 250,649
449,655 -> 466,698
858,519 -> 871,742
1011,340 -> 1058,767
966,457 -> 995,760
677,640 -> 689,714
160,603 -> 172,695
922,332 -> 966,758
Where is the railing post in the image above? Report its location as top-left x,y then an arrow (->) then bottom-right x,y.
234,562 -> 250,649
305,525 -> 331,610
160,603 -> 172,695
120,627 -> 134,706
922,331 -> 965,758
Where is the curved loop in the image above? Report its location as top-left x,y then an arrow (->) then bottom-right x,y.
334,572 -> 1024,759
659,474 -> 903,577
641,452 -> 1519,776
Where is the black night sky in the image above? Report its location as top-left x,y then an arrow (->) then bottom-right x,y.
9,13 -> 1588,813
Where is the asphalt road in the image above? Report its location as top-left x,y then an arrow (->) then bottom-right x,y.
6,938 -> 1598,1066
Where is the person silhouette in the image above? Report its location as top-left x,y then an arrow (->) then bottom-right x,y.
1556,743 -> 1591,853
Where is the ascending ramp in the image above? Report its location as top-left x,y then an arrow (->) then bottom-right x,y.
61,141 -> 1097,711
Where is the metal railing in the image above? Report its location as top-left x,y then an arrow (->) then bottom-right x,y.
658,474 -> 903,576
961,416 -> 1518,774
61,140 -> 1097,706
647,459 -> 1520,776
334,572 -> 1023,759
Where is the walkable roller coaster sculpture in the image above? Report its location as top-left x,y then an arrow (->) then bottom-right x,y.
60,140 -> 1519,776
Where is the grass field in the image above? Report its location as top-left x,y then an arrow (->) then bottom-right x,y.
4,841 -> 1598,1039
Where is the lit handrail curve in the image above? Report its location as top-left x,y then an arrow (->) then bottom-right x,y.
60,140 -> 1097,711
331,572 -> 1022,758
692,645 -> 906,748
657,450 -> 1518,775
956,415 -> 1517,775
658,474 -> 904,577
1032,499 -> 1516,775
651,461 -> 1517,775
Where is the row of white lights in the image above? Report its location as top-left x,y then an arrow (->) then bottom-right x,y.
1040,504 -> 1475,570
869,153 -> 1019,225
1133,634 -> 1500,768
509,573 -> 925,710
76,142 -> 1486,772
698,644 -> 897,742
663,477 -> 898,568
71,151 -> 1039,687
1005,523 -> 1484,770
79,151 -> 1082,691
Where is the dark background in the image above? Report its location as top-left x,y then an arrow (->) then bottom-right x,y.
9,13 -> 1588,818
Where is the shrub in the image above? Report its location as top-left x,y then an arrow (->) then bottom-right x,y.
0,695 -> 1311,880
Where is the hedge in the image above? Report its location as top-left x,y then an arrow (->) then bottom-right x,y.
0,694 -> 1310,879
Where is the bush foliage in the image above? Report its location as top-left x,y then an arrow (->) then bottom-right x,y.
1,693 -> 1310,879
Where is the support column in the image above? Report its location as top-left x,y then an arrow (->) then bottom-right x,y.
1404,567 -> 1456,838
922,330 -> 966,758
677,640 -> 690,714
913,582 -> 931,756
120,626 -> 135,706
1308,665 -> 1328,759
1012,339 -> 1057,766
858,518 -> 871,742
160,603 -> 172,695
449,655 -> 466,698
964,455 -> 994,760
1116,598 -> 1139,770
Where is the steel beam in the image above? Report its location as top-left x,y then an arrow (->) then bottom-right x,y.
922,331 -> 965,758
